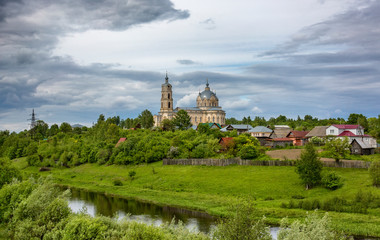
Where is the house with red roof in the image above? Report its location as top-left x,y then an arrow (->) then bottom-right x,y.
326,124 -> 377,149
286,130 -> 310,146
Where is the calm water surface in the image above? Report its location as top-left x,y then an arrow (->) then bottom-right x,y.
66,187 -> 377,240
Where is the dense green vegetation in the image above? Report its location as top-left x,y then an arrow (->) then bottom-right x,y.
0,113 -> 267,168
1,112 -> 380,238
0,176 -> 351,240
11,158 -> 380,238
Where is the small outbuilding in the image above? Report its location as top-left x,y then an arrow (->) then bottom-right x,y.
351,139 -> 375,155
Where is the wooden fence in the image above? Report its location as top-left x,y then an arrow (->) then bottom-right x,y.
163,158 -> 371,169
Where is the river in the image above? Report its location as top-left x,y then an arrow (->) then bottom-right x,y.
66,187 -> 378,240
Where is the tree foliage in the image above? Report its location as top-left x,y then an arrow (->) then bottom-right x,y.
212,201 -> 272,240
278,212 -> 349,240
138,109 -> 154,129
324,137 -> 350,163
172,110 -> 192,130
369,160 -> 380,187
296,143 -> 323,189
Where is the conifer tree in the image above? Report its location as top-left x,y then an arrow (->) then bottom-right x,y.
296,143 -> 323,190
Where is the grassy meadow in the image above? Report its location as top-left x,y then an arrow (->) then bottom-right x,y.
13,157 -> 380,237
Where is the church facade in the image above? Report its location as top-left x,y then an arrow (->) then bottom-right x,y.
153,74 -> 226,127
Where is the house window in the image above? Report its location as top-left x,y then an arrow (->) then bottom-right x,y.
195,117 -> 197,122
330,130 -> 334,134
208,116 -> 210,122
200,117 -> 202,122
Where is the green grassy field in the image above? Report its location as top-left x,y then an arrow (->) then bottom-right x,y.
13,158 -> 380,237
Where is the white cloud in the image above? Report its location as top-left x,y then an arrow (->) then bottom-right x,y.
176,92 -> 198,107
252,106 -> 263,113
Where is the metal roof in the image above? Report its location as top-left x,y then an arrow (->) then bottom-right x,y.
250,126 -> 273,133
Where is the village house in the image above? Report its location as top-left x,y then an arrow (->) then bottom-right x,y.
326,124 -> 377,149
197,122 -> 222,130
351,139 -> 375,155
220,124 -> 253,135
305,126 -> 328,140
286,130 -> 310,146
249,126 -> 273,145
269,125 -> 291,139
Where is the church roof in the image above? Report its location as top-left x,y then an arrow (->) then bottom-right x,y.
199,80 -> 218,100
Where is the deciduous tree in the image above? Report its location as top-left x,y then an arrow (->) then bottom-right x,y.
172,110 -> 192,130
324,137 -> 350,163
138,109 -> 154,129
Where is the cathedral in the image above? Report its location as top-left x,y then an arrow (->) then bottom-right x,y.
153,74 -> 226,127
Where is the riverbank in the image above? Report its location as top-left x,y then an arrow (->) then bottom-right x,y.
14,158 -> 380,238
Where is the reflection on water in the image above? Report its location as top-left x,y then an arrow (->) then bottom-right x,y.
68,188 -> 216,234
66,188 -> 378,239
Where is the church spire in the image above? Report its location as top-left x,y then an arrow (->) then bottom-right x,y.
165,71 -> 169,83
205,78 -> 210,90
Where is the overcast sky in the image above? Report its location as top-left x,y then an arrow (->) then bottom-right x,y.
1,0 -> 379,131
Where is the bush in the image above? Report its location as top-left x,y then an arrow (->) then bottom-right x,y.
212,201 -> 272,240
129,170 -> 136,180
277,212 -> 348,240
27,154 -> 41,166
113,179 -> 123,186
322,172 -> 343,190
0,158 -> 21,188
369,160 -> 380,187
238,144 -> 259,160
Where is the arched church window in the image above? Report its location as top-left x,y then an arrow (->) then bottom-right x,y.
213,116 -> 215,122
168,102 -> 170,108
195,117 -> 197,122
217,116 -> 219,122
208,116 -> 210,122
168,93 -> 170,99
200,117 -> 202,122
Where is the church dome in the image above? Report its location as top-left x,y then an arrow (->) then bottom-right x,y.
198,81 -> 218,100
197,80 -> 219,108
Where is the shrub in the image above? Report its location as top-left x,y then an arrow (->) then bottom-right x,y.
0,159 -> 21,188
27,154 -> 41,166
212,201 -> 272,240
369,160 -> 380,187
113,179 -> 123,186
167,146 -> 179,159
238,144 -> 259,160
277,211 -> 348,240
322,172 -> 343,190
128,170 -> 136,180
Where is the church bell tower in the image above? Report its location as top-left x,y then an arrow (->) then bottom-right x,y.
160,72 -> 173,112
